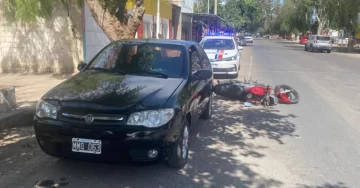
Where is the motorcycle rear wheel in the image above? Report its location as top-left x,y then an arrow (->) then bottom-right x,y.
275,84 -> 300,104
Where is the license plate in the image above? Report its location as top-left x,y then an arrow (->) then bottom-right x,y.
72,138 -> 102,154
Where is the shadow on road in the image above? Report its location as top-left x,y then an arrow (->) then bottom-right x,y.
24,98 -> 297,187
297,182 -> 349,188
0,97 -> 352,187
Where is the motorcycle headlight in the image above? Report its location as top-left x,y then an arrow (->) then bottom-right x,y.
127,108 -> 175,128
36,100 -> 58,119
222,55 -> 237,61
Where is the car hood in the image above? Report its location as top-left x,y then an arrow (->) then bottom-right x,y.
42,71 -> 183,107
204,49 -> 238,61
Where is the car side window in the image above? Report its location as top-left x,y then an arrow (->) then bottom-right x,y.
189,45 -> 202,74
195,44 -> 211,70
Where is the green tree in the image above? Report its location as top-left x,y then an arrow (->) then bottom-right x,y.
0,0 -> 145,41
219,0 -> 261,32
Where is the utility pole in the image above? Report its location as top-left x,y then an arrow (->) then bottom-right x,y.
208,0 -> 210,14
156,0 -> 160,39
214,0 -> 218,15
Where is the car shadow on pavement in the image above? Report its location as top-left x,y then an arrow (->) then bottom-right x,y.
0,98 -> 352,188
26,97 -> 297,188
297,182 -> 349,188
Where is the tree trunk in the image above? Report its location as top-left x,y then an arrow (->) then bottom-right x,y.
85,0 -> 145,41
316,14 -> 326,35
0,86 -> 16,113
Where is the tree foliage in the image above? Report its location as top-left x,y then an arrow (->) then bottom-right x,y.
1,0 -> 83,24
268,0 -> 360,37
218,0 -> 264,32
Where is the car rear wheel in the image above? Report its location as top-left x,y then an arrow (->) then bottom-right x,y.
327,50 -> 331,53
166,121 -> 189,169
304,45 -> 308,51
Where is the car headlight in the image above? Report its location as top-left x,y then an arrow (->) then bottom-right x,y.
127,108 -> 175,128
222,55 -> 237,61
36,100 -> 58,119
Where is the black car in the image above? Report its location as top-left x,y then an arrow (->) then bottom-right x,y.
34,39 -> 213,169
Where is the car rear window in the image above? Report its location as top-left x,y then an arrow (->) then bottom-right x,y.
200,39 -> 235,50
316,36 -> 331,41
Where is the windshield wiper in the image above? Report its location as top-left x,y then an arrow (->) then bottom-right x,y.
130,70 -> 168,79
86,67 -> 126,75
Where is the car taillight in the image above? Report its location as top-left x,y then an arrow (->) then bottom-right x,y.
329,41 -> 332,44
314,40 -> 318,43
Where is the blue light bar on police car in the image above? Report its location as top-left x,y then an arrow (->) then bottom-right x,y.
205,32 -> 234,36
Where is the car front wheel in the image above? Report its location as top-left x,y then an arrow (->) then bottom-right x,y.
166,121 -> 190,169
200,95 -> 212,119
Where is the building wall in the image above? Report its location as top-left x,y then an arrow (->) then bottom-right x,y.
179,0 -> 194,13
0,3 -> 83,73
84,0 -> 172,62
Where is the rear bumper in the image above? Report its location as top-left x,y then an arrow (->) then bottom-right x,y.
313,45 -> 332,50
34,117 -> 177,162
211,61 -> 238,74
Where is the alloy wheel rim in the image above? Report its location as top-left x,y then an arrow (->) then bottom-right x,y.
182,125 -> 189,159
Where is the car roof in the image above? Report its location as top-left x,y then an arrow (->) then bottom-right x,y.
110,39 -> 198,46
202,36 -> 234,39
311,35 -> 330,37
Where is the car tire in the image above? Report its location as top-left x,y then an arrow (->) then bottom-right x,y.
200,95 -> 212,119
327,50 -> 331,53
309,45 -> 313,52
166,121 -> 190,169
304,45 -> 308,51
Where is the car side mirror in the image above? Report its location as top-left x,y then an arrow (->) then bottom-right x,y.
193,69 -> 212,81
77,61 -> 87,72
238,46 -> 244,51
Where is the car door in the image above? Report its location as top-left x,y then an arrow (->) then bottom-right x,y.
195,44 -> 213,113
189,45 -> 205,120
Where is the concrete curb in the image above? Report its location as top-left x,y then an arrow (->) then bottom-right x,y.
0,108 -> 35,131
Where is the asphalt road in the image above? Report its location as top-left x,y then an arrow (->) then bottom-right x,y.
1,40 -> 360,188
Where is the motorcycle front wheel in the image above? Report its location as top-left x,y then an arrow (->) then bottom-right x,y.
275,85 -> 300,104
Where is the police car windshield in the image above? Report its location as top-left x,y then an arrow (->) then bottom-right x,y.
201,39 -> 235,50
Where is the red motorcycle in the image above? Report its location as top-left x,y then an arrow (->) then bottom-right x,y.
213,78 -> 299,106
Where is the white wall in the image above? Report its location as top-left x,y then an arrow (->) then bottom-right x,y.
83,3 -> 110,62
180,0 -> 194,13
0,2 -> 83,73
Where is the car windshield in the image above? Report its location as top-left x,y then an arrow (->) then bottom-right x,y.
316,36 -> 331,41
86,42 -> 186,78
201,39 -> 235,50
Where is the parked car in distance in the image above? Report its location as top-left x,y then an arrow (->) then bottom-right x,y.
200,35 -> 241,78
244,36 -> 254,43
305,35 -> 332,53
34,39 -> 213,169
237,36 -> 247,46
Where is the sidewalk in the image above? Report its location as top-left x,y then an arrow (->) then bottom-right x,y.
0,73 -> 74,130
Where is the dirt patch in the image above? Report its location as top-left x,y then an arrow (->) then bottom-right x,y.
0,126 -> 39,177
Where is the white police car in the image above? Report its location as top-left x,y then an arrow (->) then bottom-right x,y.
200,34 -> 242,78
